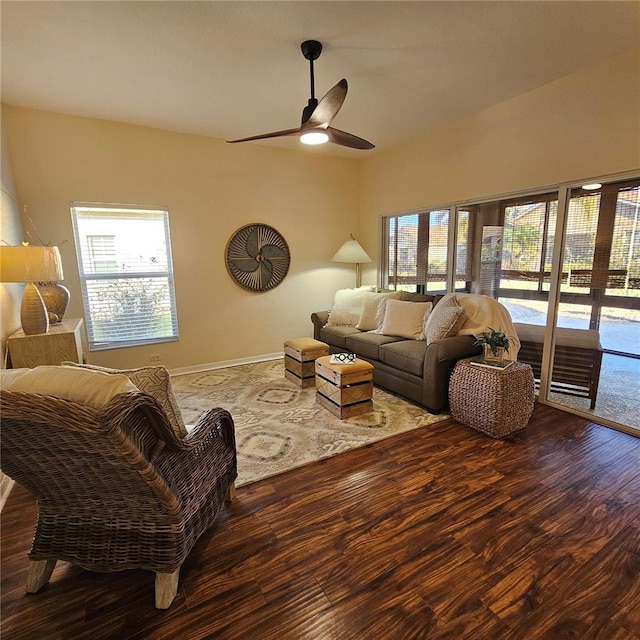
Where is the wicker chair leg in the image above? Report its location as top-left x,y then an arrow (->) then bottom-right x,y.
225,482 -> 236,502
26,559 -> 57,593
155,569 -> 180,609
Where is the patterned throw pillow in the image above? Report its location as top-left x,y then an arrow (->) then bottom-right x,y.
424,302 -> 467,345
62,362 -> 187,438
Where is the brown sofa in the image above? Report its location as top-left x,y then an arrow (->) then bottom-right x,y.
311,293 -> 481,413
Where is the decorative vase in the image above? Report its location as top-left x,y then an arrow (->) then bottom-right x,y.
483,344 -> 505,364
21,282 -> 50,335
36,282 -> 70,324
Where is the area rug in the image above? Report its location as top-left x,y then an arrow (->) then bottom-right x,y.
171,359 -> 450,486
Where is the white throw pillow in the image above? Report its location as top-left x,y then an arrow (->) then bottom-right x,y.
425,300 -> 467,344
326,286 -> 375,326
0,366 -> 138,409
356,290 -> 403,331
62,362 -> 188,438
378,299 -> 433,340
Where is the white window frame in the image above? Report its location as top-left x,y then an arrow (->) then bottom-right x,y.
70,203 -> 179,351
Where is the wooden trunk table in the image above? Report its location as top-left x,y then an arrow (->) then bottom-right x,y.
448,358 -> 535,438
315,355 -> 374,419
284,338 -> 329,388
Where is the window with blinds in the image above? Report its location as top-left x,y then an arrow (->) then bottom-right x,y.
499,192 -> 558,292
385,208 -> 474,292
71,204 -> 179,350
561,181 -> 640,294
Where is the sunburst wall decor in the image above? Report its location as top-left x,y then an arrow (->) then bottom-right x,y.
225,223 -> 290,292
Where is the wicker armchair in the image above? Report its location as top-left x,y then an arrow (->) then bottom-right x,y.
0,389 -> 237,609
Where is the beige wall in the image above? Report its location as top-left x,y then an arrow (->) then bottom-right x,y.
0,109 -> 25,360
358,47 -> 640,284
3,49 -> 639,370
2,108 -> 361,370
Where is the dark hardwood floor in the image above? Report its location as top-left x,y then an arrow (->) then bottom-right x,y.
2,403 -> 639,639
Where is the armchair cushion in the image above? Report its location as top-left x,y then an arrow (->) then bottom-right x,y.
62,362 -> 188,438
0,366 -> 138,408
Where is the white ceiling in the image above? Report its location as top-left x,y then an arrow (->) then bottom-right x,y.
2,1 -> 639,158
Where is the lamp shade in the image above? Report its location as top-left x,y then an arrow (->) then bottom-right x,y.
0,245 -> 64,283
331,236 -> 372,264
0,245 -> 65,335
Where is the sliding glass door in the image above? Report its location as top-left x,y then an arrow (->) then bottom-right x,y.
547,179 -> 640,430
493,179 -> 640,431
382,175 -> 640,432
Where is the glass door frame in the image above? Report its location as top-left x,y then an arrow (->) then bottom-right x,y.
537,170 -> 639,437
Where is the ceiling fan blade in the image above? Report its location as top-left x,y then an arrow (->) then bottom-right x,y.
327,126 -> 375,150
306,79 -> 348,129
227,127 -> 301,143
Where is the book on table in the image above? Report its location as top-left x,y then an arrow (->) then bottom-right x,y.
470,356 -> 514,370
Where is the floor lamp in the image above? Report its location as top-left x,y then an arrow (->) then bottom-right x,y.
0,244 -> 64,335
331,234 -> 372,288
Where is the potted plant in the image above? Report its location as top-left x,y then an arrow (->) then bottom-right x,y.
473,327 -> 511,363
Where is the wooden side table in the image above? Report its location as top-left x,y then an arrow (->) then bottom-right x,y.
7,318 -> 87,368
448,358 -> 535,438
315,355 -> 374,419
284,337 -> 329,388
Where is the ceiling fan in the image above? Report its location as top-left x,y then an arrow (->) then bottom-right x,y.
227,40 -> 375,150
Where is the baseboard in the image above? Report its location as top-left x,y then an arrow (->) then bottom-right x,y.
169,352 -> 283,377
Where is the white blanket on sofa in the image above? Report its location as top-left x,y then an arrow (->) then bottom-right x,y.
441,292 -> 521,359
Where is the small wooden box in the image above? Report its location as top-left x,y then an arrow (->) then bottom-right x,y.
284,338 -> 329,388
315,355 -> 374,419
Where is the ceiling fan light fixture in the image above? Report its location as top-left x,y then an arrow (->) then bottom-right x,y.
300,130 -> 329,145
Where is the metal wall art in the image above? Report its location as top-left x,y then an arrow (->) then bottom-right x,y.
225,223 -> 290,292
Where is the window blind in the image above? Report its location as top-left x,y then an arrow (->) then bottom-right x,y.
386,208 -> 469,292
71,204 -> 179,350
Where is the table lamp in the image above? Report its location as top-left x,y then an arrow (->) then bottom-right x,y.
331,234 -> 372,288
0,244 -> 64,335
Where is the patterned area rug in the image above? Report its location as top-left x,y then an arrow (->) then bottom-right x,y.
171,359 -> 450,486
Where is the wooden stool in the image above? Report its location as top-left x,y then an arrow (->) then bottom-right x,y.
315,355 -> 374,419
449,358 -> 535,438
284,338 -> 329,388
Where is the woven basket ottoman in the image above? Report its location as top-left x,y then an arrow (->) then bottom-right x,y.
449,358 -> 535,438
284,338 -> 329,388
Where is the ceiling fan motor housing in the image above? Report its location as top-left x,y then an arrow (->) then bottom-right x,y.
301,40 -> 322,61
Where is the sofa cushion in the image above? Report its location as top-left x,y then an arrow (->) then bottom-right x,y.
345,332 -> 404,360
379,340 -> 428,377
0,365 -> 138,409
377,299 -> 433,340
326,286 -> 375,326
319,324 -> 362,349
400,292 -> 435,303
356,290 -> 403,331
